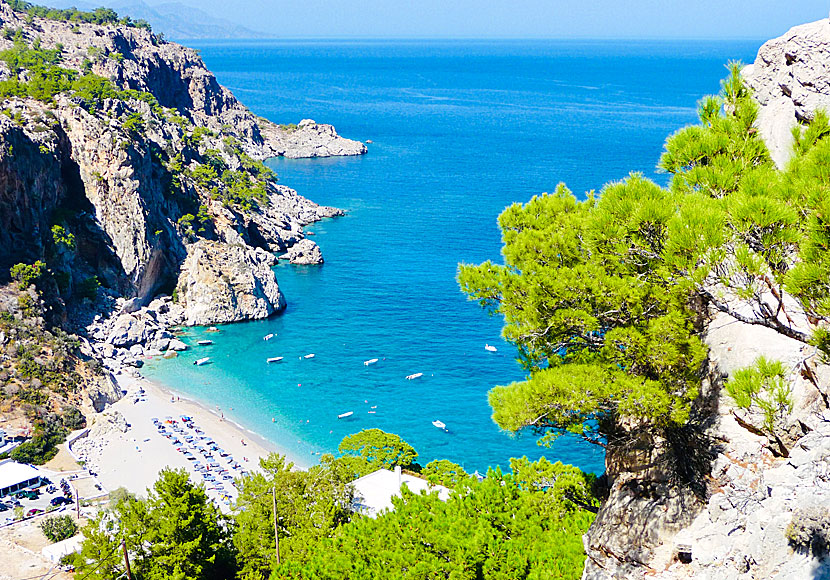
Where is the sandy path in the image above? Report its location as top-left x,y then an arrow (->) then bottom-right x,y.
73,371 -> 293,509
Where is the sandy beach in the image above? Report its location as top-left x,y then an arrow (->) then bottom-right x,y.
70,370 -> 299,507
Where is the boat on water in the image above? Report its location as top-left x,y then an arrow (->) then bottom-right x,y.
432,420 -> 447,430
485,344 -> 497,352
303,353 -> 315,359
338,411 -> 354,419
194,357 -> 211,366
364,358 -> 379,366
206,326 -> 219,332
405,373 -> 423,380
266,357 -> 284,363
197,340 -> 213,346
263,333 -> 274,341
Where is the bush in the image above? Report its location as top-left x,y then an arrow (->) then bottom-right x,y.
10,261 -> 45,289
40,514 -> 77,542
51,224 -> 75,250
76,276 -> 99,300
725,357 -> 793,436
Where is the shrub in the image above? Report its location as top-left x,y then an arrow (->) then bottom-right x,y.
725,357 -> 793,436
76,276 -> 99,300
10,261 -> 45,289
51,224 -> 75,250
40,515 -> 77,542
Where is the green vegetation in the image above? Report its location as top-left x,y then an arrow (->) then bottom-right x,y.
421,459 -> 468,486
50,224 -> 75,250
76,276 -> 100,300
459,63 -> 830,450
40,514 -> 77,542
7,0 -> 151,30
725,357 -> 793,436
75,434 -> 598,580
338,428 -> 418,473
10,415 -> 66,464
75,468 -> 236,580
10,260 -> 45,290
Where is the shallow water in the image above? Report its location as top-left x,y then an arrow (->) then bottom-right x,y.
143,39 -> 761,475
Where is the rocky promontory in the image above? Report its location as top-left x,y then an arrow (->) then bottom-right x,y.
0,0 -> 363,333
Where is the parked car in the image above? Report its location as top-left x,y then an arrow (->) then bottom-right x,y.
4,499 -> 21,508
0,503 -> 8,512
17,490 -> 39,500
26,508 -> 44,517
50,496 -> 73,506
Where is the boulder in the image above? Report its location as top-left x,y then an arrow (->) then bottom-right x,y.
106,313 -> 158,347
284,239 -> 324,265
175,240 -> 286,325
168,338 -> 188,352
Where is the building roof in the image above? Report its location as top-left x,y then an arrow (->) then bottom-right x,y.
351,467 -> 450,518
0,459 -> 41,490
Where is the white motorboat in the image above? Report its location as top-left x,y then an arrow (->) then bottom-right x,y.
432,420 -> 446,430
338,411 -> 354,419
303,353 -> 315,359
197,340 -> 213,346
485,344 -> 497,352
364,358 -> 379,366
194,357 -> 211,366
263,334 -> 275,341
405,373 -> 423,380
266,357 -> 284,363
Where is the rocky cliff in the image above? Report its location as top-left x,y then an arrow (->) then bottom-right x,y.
0,0 -> 364,332
582,18 -> 830,580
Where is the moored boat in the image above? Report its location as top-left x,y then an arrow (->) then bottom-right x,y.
194,357 -> 211,366
197,340 -> 213,346
364,358 -> 379,366
485,344 -> 497,352
303,353 -> 315,359
338,411 -> 354,419
266,357 -> 284,363
405,372 -> 423,380
264,333 -> 275,341
432,419 -> 446,430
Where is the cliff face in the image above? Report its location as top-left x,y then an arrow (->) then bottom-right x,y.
0,1 -> 364,329
583,19 -> 830,580
743,19 -> 830,168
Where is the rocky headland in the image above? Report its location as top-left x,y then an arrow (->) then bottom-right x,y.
0,1 -> 363,419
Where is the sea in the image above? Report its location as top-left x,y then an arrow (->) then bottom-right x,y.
142,39 -> 762,475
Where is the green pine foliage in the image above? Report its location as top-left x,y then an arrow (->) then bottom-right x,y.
40,514 -> 77,542
75,468 -> 236,580
274,460 -> 596,580
459,63 -> 830,447
7,0 -> 151,30
725,356 -> 793,435
337,428 -> 419,471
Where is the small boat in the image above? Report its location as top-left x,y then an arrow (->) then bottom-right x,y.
206,326 -> 219,332
432,420 -> 446,430
303,353 -> 315,359
338,411 -> 353,419
405,373 -> 423,380
197,340 -> 213,346
364,358 -> 379,366
194,357 -> 211,366
485,344 -> 497,352
368,411 -> 376,414
266,357 -> 284,363
263,334 -> 275,341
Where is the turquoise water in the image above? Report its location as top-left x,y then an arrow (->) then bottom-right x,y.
143,39 -> 761,475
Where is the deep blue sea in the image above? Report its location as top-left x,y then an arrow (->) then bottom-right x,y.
143,39 -> 761,475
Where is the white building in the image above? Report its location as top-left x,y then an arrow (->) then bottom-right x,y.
42,535 -> 84,562
0,458 -> 42,497
351,465 -> 451,518
0,428 -> 21,455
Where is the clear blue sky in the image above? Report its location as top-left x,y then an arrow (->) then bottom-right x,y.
143,0 -> 827,39
50,0 -> 830,39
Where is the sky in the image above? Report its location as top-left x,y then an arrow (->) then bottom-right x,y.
50,0 -> 830,39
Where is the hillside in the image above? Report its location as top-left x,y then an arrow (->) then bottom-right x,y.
0,0 -> 364,455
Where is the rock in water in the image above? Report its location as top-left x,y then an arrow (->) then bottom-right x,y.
743,19 -> 830,168
284,239 -> 324,265
176,241 -> 286,325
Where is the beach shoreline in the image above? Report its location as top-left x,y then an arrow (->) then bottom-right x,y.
72,368 -> 310,507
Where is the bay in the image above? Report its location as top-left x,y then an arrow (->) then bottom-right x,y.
143,39 -> 761,475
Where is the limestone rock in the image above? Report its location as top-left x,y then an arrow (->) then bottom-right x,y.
284,239 -> 324,265
106,313 -> 159,347
260,119 -> 367,159
743,19 -> 830,168
168,338 -> 188,352
176,240 -> 285,325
